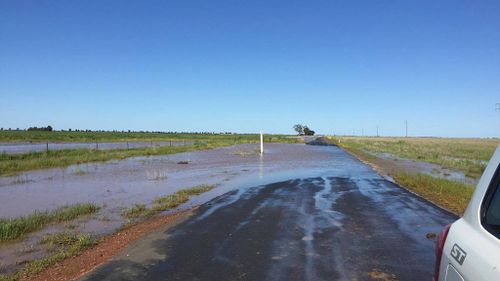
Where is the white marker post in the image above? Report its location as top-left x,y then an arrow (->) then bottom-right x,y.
260,131 -> 264,155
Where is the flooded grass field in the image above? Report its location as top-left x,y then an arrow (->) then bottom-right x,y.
0,133 -> 300,176
335,136 -> 499,179
0,143 -> 334,278
334,136 -> 499,214
0,141 -> 193,154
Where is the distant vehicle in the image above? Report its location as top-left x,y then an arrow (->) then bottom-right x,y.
433,146 -> 500,281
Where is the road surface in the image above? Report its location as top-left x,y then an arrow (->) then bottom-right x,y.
81,146 -> 456,281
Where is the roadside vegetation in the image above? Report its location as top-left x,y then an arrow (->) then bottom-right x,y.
0,184 -> 215,281
335,136 -> 499,214
0,203 -> 99,242
336,136 -> 499,179
122,184 -> 217,219
0,233 -> 96,281
392,172 -> 475,214
0,134 -> 300,176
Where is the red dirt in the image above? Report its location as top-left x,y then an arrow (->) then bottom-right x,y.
20,209 -> 194,281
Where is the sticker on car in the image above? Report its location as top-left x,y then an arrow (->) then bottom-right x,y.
451,244 -> 467,265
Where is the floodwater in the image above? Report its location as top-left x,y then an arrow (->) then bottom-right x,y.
0,143 -> 342,273
0,141 -> 194,154
375,152 -> 478,185
80,146 -> 456,281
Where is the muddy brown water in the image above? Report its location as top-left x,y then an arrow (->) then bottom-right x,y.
0,141 -> 194,154
0,143 -> 340,273
79,146 -> 457,281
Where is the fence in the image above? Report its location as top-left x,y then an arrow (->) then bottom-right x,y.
0,140 -> 195,154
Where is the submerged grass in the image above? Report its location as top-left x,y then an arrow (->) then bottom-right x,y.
122,184 -> 217,219
335,136 -> 499,179
392,172 -> 474,215
39,232 -> 81,247
0,134 -> 301,176
0,203 -> 99,242
121,204 -> 147,219
338,139 -> 477,214
0,234 -> 96,281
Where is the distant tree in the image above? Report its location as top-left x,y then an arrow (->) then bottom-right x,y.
303,126 -> 315,136
293,124 -> 304,135
27,125 -> 53,131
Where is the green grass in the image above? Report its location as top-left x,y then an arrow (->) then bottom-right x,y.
39,232 -> 82,247
0,234 -> 96,281
0,130 -> 299,143
336,138 -> 478,214
121,204 -> 147,219
335,136 -> 499,179
0,134 -> 300,176
0,203 -> 99,242
392,172 -> 475,215
122,184 -> 217,219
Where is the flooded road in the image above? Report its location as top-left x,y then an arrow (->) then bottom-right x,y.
80,146 -> 456,281
0,140 -> 193,154
0,143 -> 339,273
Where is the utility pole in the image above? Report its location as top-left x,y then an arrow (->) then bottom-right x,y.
405,120 -> 408,138
376,126 -> 379,137
362,128 -> 364,137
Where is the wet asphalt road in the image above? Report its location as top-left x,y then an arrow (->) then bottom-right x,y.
81,146 -> 456,281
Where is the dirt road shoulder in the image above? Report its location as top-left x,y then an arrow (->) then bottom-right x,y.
20,209 -> 194,281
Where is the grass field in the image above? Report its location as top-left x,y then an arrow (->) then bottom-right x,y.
335,136 -> 499,179
0,130 -> 296,143
334,136 -> 499,214
0,133 -> 300,175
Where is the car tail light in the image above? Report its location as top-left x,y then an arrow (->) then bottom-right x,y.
433,224 -> 451,281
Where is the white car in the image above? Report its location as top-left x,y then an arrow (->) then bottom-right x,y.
434,146 -> 500,281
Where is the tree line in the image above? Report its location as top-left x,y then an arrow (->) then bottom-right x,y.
27,125 -> 53,131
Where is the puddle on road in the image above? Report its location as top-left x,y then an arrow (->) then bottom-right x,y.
0,143 -> 371,274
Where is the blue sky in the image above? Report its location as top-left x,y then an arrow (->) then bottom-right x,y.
1,0 -> 499,137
